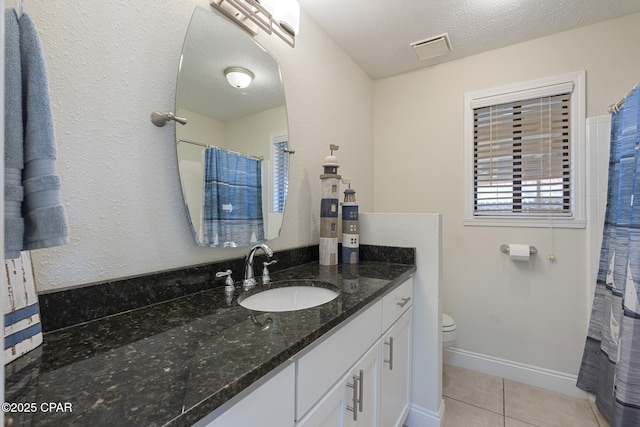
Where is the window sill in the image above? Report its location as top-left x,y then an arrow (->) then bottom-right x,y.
463,216 -> 586,229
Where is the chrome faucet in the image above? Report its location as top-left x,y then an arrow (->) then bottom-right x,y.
243,243 -> 274,289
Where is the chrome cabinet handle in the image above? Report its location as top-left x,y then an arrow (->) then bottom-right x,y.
397,297 -> 411,308
358,369 -> 364,413
346,374 -> 359,421
385,337 -> 394,370
346,369 -> 365,420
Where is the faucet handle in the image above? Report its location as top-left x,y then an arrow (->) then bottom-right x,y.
262,260 -> 278,284
216,269 -> 235,294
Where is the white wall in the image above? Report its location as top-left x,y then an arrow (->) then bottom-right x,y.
360,213 -> 443,421
176,108 -> 225,148
26,0 -> 373,291
226,106 -> 287,158
373,13 -> 640,376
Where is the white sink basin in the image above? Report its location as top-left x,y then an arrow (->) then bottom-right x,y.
238,280 -> 339,312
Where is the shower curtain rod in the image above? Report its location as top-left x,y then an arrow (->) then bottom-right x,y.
177,139 -> 264,161
608,82 -> 640,114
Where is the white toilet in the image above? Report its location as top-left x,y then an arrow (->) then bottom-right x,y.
442,313 -> 457,349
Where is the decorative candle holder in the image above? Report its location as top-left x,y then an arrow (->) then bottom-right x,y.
341,180 -> 359,264
319,145 -> 340,265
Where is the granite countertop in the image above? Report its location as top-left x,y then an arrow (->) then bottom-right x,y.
5,260 -> 415,427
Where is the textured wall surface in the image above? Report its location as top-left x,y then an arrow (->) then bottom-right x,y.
26,1 -> 373,291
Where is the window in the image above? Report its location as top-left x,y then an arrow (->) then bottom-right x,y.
272,138 -> 289,213
464,71 -> 586,228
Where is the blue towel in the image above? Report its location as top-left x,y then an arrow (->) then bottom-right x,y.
203,147 -> 264,247
18,12 -> 69,253
5,8 -> 25,259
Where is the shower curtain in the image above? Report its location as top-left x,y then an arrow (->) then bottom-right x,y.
577,86 -> 640,426
202,147 -> 264,247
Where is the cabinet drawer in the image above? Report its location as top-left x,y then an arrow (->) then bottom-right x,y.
382,278 -> 413,333
199,363 -> 295,427
296,301 -> 383,419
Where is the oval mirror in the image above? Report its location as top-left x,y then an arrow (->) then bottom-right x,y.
175,6 -> 290,248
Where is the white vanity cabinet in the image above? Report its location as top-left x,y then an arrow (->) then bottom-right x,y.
296,301 -> 383,421
296,342 -> 381,427
200,277 -> 413,427
381,307 -> 413,427
297,277 -> 413,427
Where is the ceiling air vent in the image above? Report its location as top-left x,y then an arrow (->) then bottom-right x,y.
410,33 -> 452,60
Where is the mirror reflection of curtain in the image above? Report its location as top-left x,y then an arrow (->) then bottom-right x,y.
202,147 -> 264,247
273,140 -> 289,213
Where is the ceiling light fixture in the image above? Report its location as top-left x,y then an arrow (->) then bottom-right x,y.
225,67 -> 254,89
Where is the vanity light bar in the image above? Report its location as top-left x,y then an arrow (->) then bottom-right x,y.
210,0 -> 296,48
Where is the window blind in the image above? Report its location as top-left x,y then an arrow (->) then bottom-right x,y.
273,140 -> 289,213
473,93 -> 571,216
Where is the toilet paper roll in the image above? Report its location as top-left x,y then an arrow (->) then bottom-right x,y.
509,244 -> 530,262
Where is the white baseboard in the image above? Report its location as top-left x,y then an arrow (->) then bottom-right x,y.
405,400 -> 444,427
444,347 -> 588,399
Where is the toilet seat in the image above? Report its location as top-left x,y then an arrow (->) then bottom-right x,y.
442,313 -> 456,332
442,313 -> 457,349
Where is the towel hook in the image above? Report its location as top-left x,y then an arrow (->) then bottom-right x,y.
18,0 -> 24,16
150,111 -> 187,127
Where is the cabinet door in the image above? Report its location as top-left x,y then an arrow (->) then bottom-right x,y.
344,342 -> 381,427
296,373 -> 350,427
297,342 -> 381,427
381,307 -> 413,427
297,301 -> 382,418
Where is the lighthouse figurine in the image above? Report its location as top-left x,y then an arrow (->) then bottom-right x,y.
319,144 -> 341,265
341,180 -> 359,264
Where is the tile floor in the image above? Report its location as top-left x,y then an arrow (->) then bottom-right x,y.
443,364 -> 610,427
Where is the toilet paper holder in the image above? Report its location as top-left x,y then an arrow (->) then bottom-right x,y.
500,244 -> 537,255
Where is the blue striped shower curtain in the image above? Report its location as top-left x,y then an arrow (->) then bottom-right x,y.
202,147 -> 264,247
577,86 -> 640,426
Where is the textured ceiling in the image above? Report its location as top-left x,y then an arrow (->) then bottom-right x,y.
297,0 -> 640,79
